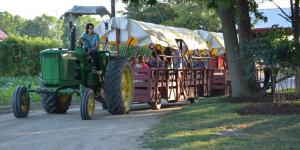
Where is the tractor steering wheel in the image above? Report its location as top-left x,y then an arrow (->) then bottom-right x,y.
80,37 -> 91,50
80,37 -> 94,60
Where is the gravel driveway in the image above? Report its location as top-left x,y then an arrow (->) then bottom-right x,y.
0,103 -> 183,150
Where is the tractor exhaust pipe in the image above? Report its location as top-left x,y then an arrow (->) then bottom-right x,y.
111,0 -> 115,17
69,21 -> 76,51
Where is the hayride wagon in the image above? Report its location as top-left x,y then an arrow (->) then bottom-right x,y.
96,18 -> 229,109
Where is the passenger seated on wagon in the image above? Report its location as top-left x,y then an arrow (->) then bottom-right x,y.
149,51 -> 162,68
136,56 -> 149,69
173,49 -> 182,69
165,48 -> 173,67
193,59 -> 205,68
130,57 -> 137,69
161,56 -> 174,68
182,54 -> 192,68
182,57 -> 189,68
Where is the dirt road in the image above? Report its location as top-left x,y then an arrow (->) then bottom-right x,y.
0,103 -> 182,150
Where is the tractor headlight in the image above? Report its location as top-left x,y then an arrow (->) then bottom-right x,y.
105,51 -> 110,56
62,53 -> 76,60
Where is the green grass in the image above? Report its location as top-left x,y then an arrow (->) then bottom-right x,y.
275,88 -> 296,94
0,76 -> 40,105
143,97 -> 300,150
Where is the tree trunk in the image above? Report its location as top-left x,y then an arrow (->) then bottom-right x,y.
293,0 -> 300,50
292,0 -> 300,97
237,0 -> 252,42
296,73 -> 300,97
218,3 -> 251,97
236,0 -> 259,94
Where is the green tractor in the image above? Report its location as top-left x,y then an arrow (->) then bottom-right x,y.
11,6 -> 134,120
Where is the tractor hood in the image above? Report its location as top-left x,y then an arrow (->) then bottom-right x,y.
40,48 -> 79,60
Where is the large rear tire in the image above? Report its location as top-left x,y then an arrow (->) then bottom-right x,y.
104,58 -> 134,115
12,86 -> 30,118
40,83 -> 71,114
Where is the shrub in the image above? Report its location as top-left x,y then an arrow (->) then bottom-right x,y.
0,36 -> 62,77
244,27 -> 294,78
0,36 -> 152,77
0,76 -> 40,105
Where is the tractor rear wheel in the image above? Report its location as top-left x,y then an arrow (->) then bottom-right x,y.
40,83 -> 71,114
12,86 -> 30,118
104,58 -> 133,115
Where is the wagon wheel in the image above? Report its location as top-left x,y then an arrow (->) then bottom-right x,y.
149,99 -> 161,110
187,98 -> 195,104
12,86 -> 30,118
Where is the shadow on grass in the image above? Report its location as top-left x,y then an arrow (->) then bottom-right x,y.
143,97 -> 300,149
237,102 -> 300,115
223,96 -> 273,103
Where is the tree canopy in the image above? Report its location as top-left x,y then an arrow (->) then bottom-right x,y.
0,12 -> 62,39
0,11 -> 99,47
124,1 -> 221,31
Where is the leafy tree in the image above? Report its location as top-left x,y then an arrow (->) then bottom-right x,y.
0,11 -> 25,35
270,0 -> 300,96
21,14 -> 61,39
164,1 -> 221,31
0,12 -> 63,39
246,28 -> 294,75
124,1 -> 221,31
125,2 -> 178,24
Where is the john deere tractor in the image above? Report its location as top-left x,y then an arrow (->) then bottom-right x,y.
11,6 -> 133,120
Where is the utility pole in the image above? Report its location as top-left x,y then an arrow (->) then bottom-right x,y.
111,0 -> 119,53
111,0 -> 116,17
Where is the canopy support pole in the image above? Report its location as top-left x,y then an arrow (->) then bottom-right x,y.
125,38 -> 134,57
116,28 -> 120,54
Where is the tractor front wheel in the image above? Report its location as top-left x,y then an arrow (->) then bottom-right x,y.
80,88 -> 95,120
104,58 -> 133,115
12,86 -> 30,118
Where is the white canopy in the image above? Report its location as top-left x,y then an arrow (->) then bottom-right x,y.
95,17 -> 131,44
194,30 -> 225,56
95,17 -> 208,51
